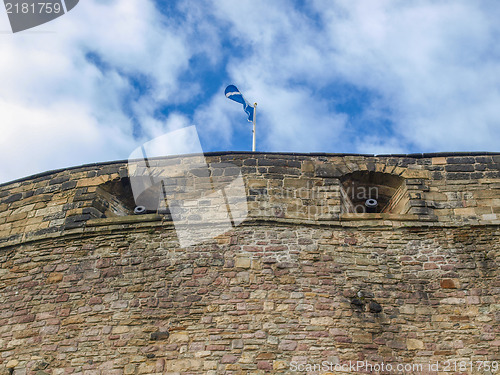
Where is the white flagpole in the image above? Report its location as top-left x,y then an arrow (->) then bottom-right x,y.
252,103 -> 257,152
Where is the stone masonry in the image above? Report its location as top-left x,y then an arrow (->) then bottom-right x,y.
0,152 -> 499,374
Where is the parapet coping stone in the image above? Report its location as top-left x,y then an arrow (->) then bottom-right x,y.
1,151 -> 499,188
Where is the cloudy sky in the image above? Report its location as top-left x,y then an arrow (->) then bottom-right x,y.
0,0 -> 499,183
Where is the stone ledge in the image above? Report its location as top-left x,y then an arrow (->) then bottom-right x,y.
86,214 -> 163,226
2,152 -> 498,188
339,213 -> 435,221
1,216 -> 498,250
0,218 -> 173,250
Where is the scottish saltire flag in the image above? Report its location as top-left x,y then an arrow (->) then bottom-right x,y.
225,85 -> 254,122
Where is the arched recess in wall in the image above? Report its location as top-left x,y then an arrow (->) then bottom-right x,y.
94,178 -> 137,216
92,177 -> 170,216
87,160 -> 245,219
340,171 -> 408,214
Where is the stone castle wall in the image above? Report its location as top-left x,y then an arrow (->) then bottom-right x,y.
0,152 -> 499,374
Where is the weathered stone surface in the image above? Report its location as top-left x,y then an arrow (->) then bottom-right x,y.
150,331 -> 169,341
6,360 -> 19,368
407,339 -> 425,350
234,255 -> 251,269
0,152 -> 498,374
440,278 -> 460,289
278,340 -> 298,351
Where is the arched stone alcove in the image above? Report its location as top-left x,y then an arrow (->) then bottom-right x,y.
340,171 -> 408,214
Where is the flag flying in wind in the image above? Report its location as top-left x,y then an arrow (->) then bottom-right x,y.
225,85 -> 254,122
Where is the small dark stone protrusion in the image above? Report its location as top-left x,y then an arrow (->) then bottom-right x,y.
369,301 -> 383,313
344,237 -> 358,245
351,298 -> 365,308
146,353 -> 156,359
150,331 -> 169,341
33,361 -> 50,371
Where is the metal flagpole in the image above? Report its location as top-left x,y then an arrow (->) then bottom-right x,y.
252,103 -> 257,152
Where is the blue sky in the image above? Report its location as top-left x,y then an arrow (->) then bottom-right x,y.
0,0 -> 499,183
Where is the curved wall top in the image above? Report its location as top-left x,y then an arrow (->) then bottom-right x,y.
0,152 -> 499,248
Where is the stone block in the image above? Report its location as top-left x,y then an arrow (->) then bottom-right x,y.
445,164 -> 474,172
315,164 -> 342,178
221,354 -> 238,364
440,279 -> 460,289
310,317 -> 334,326
301,161 -> 315,173
169,332 -> 189,343
46,272 -> 63,283
402,169 -> 430,179
432,157 -> 447,165
6,360 -> 19,368
283,178 -> 310,189
273,360 -> 288,370
278,340 -> 297,351
353,333 -> 372,344
454,207 -> 476,216
235,256 -> 251,269
407,339 -> 424,350
166,359 -> 202,372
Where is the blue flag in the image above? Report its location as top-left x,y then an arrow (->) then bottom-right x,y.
225,85 -> 254,122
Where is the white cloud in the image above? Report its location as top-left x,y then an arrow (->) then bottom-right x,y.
316,0 -> 500,151
194,93 -> 235,149
0,98 -> 130,181
206,0 -> 500,153
0,0 -> 201,183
